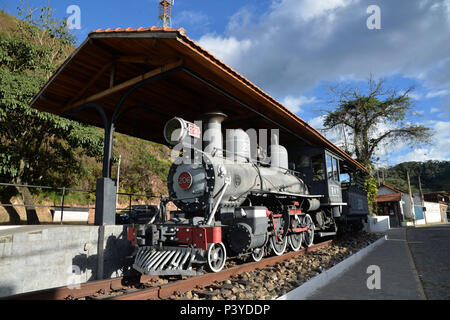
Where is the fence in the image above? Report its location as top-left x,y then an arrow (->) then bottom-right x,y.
0,182 -> 160,225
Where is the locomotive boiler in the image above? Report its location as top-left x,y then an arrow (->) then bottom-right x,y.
132,112 -> 339,276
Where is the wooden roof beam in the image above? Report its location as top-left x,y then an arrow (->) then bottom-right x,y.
62,59 -> 183,113
116,55 -> 167,65
67,61 -> 113,106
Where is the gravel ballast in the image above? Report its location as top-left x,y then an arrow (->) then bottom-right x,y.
168,232 -> 384,300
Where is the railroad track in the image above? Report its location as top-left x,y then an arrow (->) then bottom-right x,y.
3,240 -> 332,300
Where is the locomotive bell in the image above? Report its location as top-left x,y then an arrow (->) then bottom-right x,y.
163,117 -> 201,146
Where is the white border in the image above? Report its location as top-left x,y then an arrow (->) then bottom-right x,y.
277,235 -> 387,300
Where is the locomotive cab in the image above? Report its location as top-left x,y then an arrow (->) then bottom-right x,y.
288,146 -> 346,235
289,147 -> 344,206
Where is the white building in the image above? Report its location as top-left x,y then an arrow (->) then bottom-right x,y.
376,184 -> 417,228
413,193 -> 447,224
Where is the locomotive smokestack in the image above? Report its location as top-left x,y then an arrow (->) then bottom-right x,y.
201,112 -> 227,156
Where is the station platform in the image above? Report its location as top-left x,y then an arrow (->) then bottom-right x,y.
306,227 -> 428,300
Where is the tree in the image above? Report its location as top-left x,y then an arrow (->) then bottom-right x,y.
323,77 -> 433,213
0,3 -> 103,224
324,77 -> 432,167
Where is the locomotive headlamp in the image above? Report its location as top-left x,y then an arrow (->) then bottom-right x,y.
164,117 -> 201,146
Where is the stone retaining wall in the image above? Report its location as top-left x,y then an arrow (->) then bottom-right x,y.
0,225 -> 134,297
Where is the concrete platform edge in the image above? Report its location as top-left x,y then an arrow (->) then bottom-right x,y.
277,235 -> 387,300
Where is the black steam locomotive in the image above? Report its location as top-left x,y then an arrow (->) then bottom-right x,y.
131,112 -> 367,276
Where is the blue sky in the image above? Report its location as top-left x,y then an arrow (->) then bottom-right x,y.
2,0 -> 450,167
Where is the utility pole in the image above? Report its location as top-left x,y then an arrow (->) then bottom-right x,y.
418,175 -> 424,206
407,170 -> 415,225
418,174 -> 427,224
116,154 -> 122,208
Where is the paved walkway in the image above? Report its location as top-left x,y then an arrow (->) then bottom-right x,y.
307,227 -> 427,300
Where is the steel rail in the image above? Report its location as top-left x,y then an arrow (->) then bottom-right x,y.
2,241 -> 332,300
1,275 -> 153,300
107,240 -> 333,300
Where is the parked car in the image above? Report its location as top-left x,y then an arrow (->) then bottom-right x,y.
116,205 -> 159,224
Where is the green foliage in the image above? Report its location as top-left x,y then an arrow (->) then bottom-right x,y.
16,1 -> 75,77
363,164 -> 378,215
113,134 -> 172,196
382,160 -> 450,193
0,7 -> 174,219
0,36 -> 52,73
0,4 -> 103,190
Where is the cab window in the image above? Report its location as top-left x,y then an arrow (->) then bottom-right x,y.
326,154 -> 340,182
326,155 -> 333,180
333,157 -> 340,181
311,154 -> 325,181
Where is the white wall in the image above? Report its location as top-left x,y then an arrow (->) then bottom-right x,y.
365,216 -> 390,233
424,201 -> 442,223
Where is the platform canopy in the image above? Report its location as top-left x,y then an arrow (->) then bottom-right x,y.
30,26 -> 366,173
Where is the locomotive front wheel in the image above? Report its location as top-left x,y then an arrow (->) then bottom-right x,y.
251,247 -> 264,262
303,214 -> 315,247
207,242 -> 227,273
288,233 -> 303,251
270,235 -> 287,256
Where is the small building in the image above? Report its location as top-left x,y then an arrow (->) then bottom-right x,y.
375,184 -> 415,228
420,192 -> 449,223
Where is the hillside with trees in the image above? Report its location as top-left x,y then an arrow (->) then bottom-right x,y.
379,160 -> 450,194
0,6 -> 171,224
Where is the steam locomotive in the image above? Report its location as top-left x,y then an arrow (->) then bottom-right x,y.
131,112 -> 366,276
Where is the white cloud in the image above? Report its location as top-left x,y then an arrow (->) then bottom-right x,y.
198,35 -> 253,68
391,120 -> 450,163
193,0 -> 450,165
173,10 -> 211,32
269,0 -> 358,22
425,89 -> 450,99
281,95 -> 317,113
309,115 -> 326,130
196,0 -> 450,101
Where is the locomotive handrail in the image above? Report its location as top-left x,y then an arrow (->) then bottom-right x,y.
249,190 -> 325,198
166,195 -> 201,201
206,177 -> 231,226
